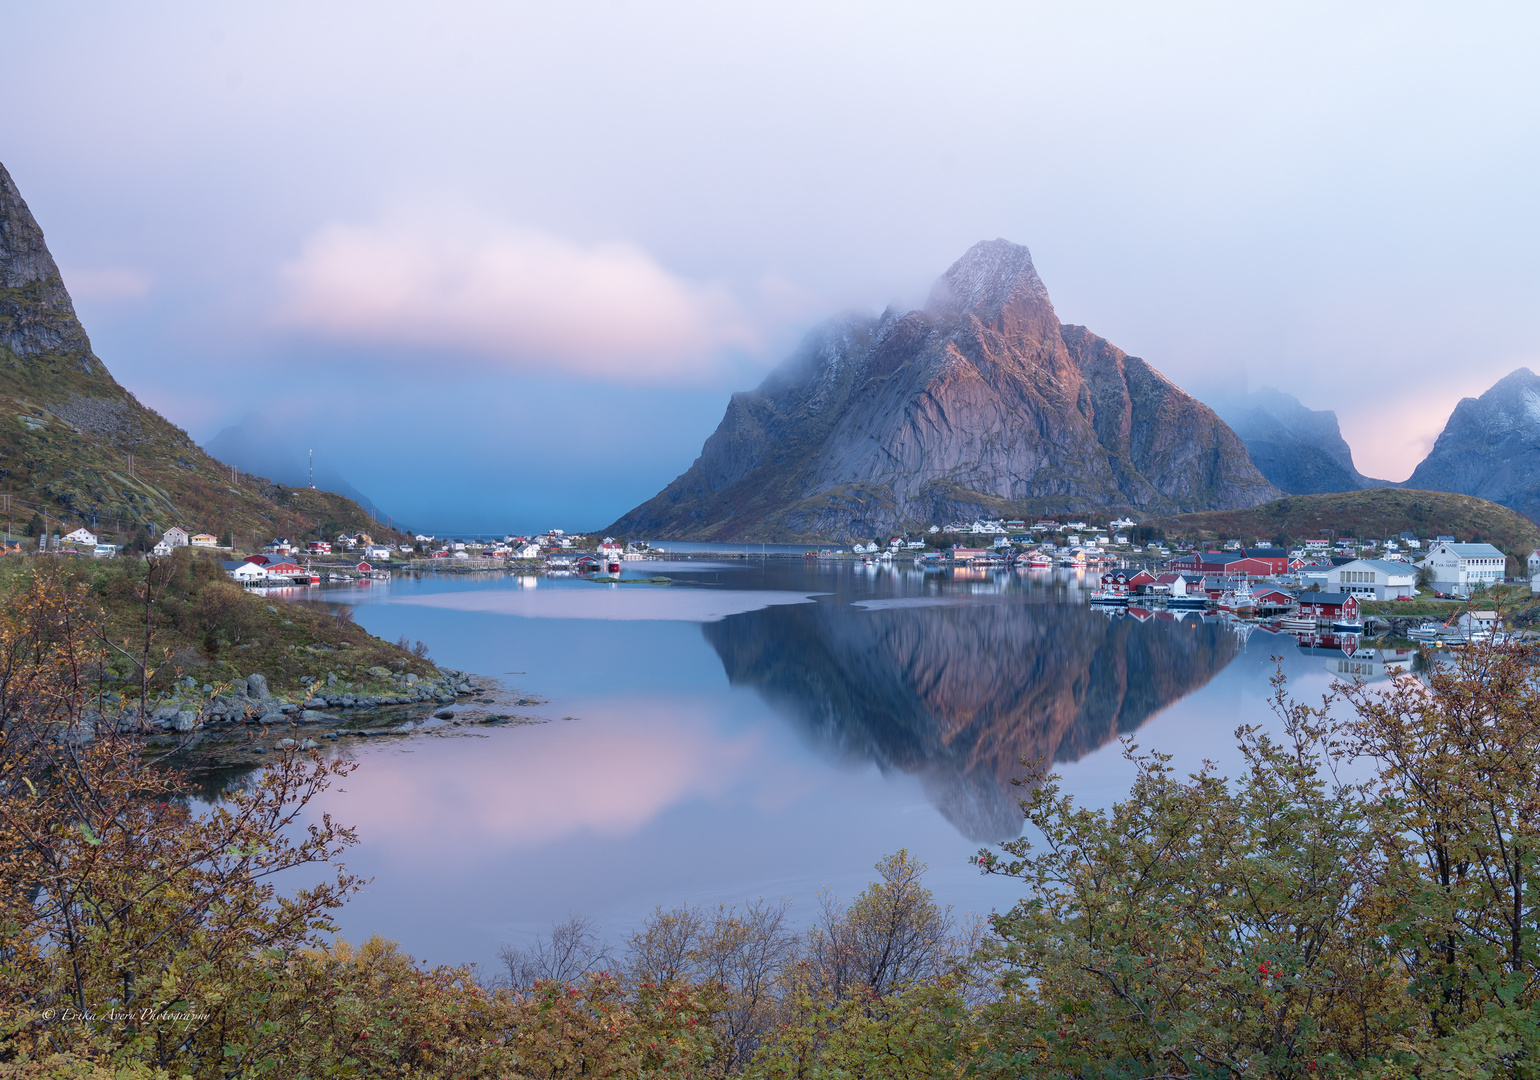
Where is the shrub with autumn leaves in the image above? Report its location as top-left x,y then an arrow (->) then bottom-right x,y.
12,559 -> 1540,1077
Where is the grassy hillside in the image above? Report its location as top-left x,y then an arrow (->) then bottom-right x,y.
0,160 -> 404,549
2,548 -> 434,700
1153,488 -> 1540,557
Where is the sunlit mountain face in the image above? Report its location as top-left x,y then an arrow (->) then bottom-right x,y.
705,599 -> 1244,842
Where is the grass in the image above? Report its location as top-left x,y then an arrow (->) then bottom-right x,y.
0,277 -> 406,547
3,548 -> 437,703
1155,489 -> 1540,560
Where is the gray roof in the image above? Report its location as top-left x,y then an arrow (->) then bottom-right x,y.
1438,542 -> 1505,558
1299,592 -> 1358,606
1355,559 -> 1418,576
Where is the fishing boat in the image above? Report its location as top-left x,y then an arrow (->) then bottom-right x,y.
1276,615 -> 1316,632
1025,553 -> 1053,568
1217,580 -> 1256,616
1089,589 -> 1129,605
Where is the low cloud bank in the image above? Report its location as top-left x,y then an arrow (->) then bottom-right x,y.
277,210 -> 756,381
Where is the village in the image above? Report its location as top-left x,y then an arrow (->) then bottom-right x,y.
14,514 -> 1534,651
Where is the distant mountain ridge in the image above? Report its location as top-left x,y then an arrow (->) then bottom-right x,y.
611,240 -> 1278,542
1207,388 -> 1390,495
0,159 -> 399,544
1406,368 -> 1540,524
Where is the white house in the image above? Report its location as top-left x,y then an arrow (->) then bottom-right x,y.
514,542 -> 542,559
1323,558 -> 1418,600
63,527 -> 98,546
1527,549 -> 1540,576
221,559 -> 268,583
162,526 -> 189,548
363,545 -> 393,561
151,539 -> 174,556
1418,542 -> 1507,589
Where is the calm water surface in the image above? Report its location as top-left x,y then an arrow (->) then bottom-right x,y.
290,559 -> 1347,971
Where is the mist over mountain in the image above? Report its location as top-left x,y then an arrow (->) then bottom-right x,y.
0,159 -> 398,543
1406,368 -> 1540,523
203,420 -> 390,523
704,598 -> 1243,841
611,240 -> 1277,543
1206,387 -> 1390,494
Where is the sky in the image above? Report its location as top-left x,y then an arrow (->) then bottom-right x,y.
3,3 -> 1539,533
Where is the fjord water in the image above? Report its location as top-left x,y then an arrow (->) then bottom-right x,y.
308,560 -> 1339,971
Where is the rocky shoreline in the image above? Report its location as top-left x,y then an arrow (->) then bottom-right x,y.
102,667 -> 549,768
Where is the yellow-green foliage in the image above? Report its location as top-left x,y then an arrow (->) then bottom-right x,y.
0,549 -> 431,699
1158,488 -> 1540,558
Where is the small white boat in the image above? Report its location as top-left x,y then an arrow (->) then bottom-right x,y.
1276,616 -> 1316,632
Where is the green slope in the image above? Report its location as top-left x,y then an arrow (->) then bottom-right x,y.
0,160 -> 403,547
1155,488 -> 1540,557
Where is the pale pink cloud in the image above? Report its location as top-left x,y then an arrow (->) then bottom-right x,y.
1338,372 -> 1522,483
275,210 -> 757,380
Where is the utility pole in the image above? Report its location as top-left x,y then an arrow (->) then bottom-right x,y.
309,450 -> 314,489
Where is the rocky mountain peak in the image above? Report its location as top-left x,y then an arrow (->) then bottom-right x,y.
1471,367 -> 1540,421
611,238 -> 1277,542
1406,367 -> 1540,524
1206,386 -> 1388,494
0,162 -> 68,294
925,238 -> 1053,330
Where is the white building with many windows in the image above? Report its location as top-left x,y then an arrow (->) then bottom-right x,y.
1418,542 -> 1507,589
1323,558 -> 1419,600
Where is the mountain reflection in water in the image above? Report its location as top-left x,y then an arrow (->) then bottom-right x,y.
704,602 -> 1244,842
